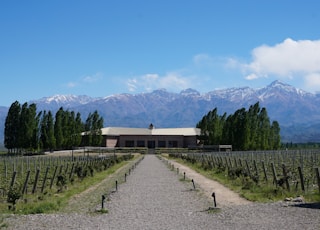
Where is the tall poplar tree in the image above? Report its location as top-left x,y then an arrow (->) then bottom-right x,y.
83,110 -> 103,146
54,107 -> 64,150
258,108 -> 271,150
4,101 -> 21,153
196,102 -> 281,151
40,111 -> 56,151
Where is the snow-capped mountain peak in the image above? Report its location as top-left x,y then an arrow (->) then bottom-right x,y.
1,81 -> 320,144
257,80 -> 311,101
180,88 -> 200,96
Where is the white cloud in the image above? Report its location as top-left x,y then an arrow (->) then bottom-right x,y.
245,73 -> 258,80
241,38 -> 320,90
82,72 -> 103,83
193,54 -> 215,66
126,72 -> 193,93
66,82 -> 77,88
305,73 -> 320,91
127,78 -> 138,92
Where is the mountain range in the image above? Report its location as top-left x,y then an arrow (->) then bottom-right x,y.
1,80 -> 320,145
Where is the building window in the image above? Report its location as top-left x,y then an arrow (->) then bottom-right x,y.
137,140 -> 145,147
125,140 -> 134,147
158,141 -> 166,147
168,141 -> 178,148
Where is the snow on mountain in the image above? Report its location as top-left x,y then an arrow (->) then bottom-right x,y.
1,80 -> 320,144
206,87 -> 257,102
34,94 -> 95,105
180,88 -> 201,97
257,80 -> 312,101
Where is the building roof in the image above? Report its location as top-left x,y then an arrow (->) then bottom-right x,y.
100,127 -> 201,136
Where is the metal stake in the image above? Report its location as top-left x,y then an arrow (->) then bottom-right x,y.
191,179 -> 196,190
212,192 -> 217,207
101,195 -> 106,210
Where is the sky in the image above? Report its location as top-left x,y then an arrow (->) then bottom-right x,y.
1,0 -> 320,106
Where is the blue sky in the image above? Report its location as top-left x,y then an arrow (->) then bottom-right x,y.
1,0 -> 320,106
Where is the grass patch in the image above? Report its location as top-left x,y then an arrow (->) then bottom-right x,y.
206,207 -> 221,214
0,215 -> 9,229
165,155 -> 320,203
94,208 -> 109,214
0,155 -> 141,215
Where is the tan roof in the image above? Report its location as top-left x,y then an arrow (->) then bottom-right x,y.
101,127 -> 200,136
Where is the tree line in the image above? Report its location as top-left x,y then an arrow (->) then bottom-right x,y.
196,102 -> 281,151
4,101 -> 104,154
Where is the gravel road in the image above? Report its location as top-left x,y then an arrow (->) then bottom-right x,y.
3,155 -> 320,230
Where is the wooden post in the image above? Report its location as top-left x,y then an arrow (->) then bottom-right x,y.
282,164 -> 290,191
69,163 -> 75,180
315,167 -> 320,194
10,171 -> 17,189
32,169 -> 40,194
22,170 -> 30,194
262,161 -> 268,182
58,165 -> 63,175
271,162 -> 277,185
253,160 -> 259,181
64,163 -> 69,174
245,160 -> 252,178
50,166 -> 58,189
298,166 -> 305,192
41,167 -> 50,193
228,157 -> 233,168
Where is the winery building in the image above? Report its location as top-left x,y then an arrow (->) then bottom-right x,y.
100,124 -> 201,148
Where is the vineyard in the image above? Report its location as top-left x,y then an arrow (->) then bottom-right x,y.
0,148 -> 135,212
168,149 -> 320,201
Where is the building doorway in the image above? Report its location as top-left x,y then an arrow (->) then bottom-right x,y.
147,140 -> 155,148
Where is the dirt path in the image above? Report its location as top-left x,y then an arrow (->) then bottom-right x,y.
167,158 -> 252,207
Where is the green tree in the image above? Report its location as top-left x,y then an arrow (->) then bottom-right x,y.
258,107 -> 271,150
18,103 -> 38,151
32,111 -> 42,151
91,111 -> 104,146
40,111 -> 56,151
4,101 -> 21,153
197,102 -> 281,151
231,108 -> 247,150
74,112 -> 83,146
54,107 -> 64,150
270,121 -> 281,149
83,111 -> 103,146
247,102 -> 260,150
47,111 -> 56,151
